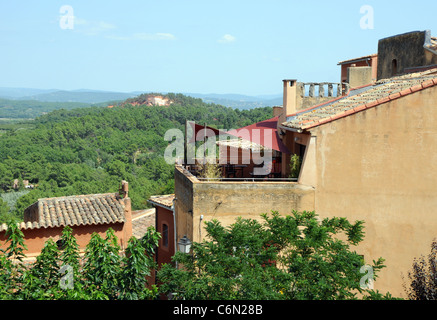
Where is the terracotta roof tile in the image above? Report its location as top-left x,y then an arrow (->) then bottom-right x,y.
148,194 -> 175,209
132,209 -> 156,239
282,69 -> 437,131
19,193 -> 127,230
337,53 -> 377,65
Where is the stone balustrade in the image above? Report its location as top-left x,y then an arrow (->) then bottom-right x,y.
298,82 -> 350,98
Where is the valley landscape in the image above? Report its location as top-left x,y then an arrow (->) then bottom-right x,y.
0,91 -> 273,222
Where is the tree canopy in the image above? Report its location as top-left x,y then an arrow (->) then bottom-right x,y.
158,211 -> 396,300
0,220 -> 160,300
0,93 -> 272,222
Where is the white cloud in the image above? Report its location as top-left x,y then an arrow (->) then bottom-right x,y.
133,33 -> 176,41
72,17 -> 116,36
218,34 -> 236,44
106,32 -> 176,41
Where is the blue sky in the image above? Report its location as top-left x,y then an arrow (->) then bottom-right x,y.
1,0 -> 437,96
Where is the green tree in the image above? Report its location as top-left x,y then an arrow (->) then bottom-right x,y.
4,219 -> 27,262
0,220 -> 28,299
289,154 -> 301,179
403,239 -> 437,300
20,238 -> 60,299
82,229 -> 122,299
0,198 -> 11,223
0,163 -> 13,191
118,227 -> 160,300
158,211 -> 394,300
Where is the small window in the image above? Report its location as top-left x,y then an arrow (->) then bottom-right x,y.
162,224 -> 169,247
56,239 -> 65,250
392,59 -> 398,76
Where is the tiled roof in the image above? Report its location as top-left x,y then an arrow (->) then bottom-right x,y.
0,193 -> 127,232
132,208 -> 156,239
337,53 -> 377,65
148,194 -> 175,209
281,68 -> 437,131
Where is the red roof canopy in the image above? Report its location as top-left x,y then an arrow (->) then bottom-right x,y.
226,116 -> 290,154
188,121 -> 227,143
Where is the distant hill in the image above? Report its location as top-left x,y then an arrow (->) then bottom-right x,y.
0,88 -> 282,120
0,87 -> 57,99
0,98 -> 96,119
184,93 -> 282,109
0,87 -> 138,104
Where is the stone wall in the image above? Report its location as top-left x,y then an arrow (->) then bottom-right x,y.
174,165 -> 315,243
297,82 -> 346,110
377,30 -> 431,79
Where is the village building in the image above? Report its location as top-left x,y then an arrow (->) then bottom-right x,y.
338,53 -> 378,86
147,194 -> 175,268
167,30 -> 437,297
1,29 -> 436,299
0,181 -> 155,260
377,30 -> 437,79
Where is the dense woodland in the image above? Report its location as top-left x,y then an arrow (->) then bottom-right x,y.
0,98 -> 97,119
0,93 -> 272,222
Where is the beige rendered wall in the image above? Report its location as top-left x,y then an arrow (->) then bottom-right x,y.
192,181 -> 315,242
310,86 -> 437,297
174,166 -> 315,244
174,166 -> 195,243
347,66 -> 372,88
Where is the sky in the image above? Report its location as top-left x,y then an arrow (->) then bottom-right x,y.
1,0 -> 437,96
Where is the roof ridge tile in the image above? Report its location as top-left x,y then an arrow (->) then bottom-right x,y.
3,192 -> 128,232
282,74 -> 437,131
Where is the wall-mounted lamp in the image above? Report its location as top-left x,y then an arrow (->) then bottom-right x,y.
178,235 -> 192,254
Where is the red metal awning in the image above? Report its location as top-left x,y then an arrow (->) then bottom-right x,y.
226,116 -> 290,154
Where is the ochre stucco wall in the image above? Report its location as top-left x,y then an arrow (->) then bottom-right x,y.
193,182 -> 315,242
310,85 -> 437,297
174,166 -> 315,244
0,222 -> 126,260
0,196 -> 132,259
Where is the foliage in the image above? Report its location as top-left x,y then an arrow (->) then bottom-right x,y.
197,162 -> 222,180
0,198 -> 11,223
0,93 -> 272,223
158,211 -> 395,300
0,98 -> 93,119
0,222 -> 161,300
3,220 -> 27,262
289,154 -> 301,179
403,239 -> 437,300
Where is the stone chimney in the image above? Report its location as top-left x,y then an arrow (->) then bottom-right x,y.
272,106 -> 283,118
120,180 -> 129,199
347,66 -> 373,88
278,79 -> 298,126
119,180 -> 132,248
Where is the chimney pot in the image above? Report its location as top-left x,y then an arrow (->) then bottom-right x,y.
279,79 -> 298,125
120,180 -> 129,198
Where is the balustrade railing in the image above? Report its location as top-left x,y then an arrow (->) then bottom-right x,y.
298,82 -> 350,98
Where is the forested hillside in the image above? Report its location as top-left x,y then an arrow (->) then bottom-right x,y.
0,98 -> 101,119
0,93 -> 272,222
